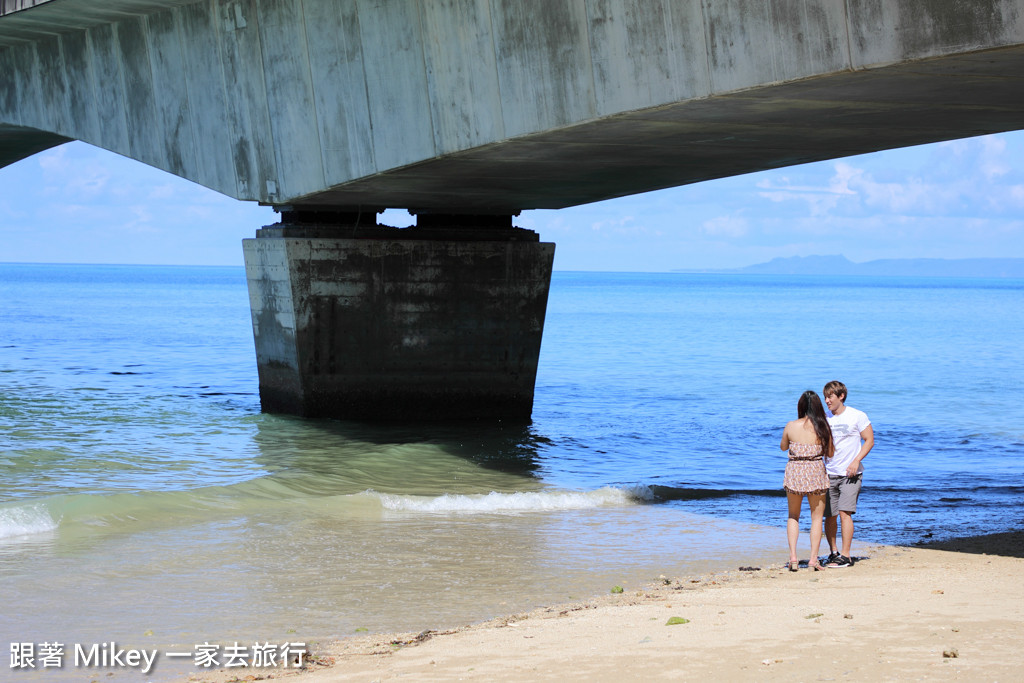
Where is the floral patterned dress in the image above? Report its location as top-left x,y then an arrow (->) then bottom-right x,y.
783,441 -> 828,495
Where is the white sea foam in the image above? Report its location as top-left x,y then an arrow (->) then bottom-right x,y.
0,504 -> 58,539
376,485 -> 653,514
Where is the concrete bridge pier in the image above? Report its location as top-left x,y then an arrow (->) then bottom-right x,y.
242,209 -> 555,421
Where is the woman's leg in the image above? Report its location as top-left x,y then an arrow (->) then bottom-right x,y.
786,491 -> 803,564
808,493 -> 825,567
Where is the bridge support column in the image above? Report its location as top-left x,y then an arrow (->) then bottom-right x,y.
242,212 -> 555,421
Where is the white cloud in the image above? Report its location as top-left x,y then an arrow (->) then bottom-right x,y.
67,165 -> 111,197
857,174 -> 935,213
756,163 -> 859,216
701,214 -> 748,238
759,160 -> 968,216
938,138 -> 970,155
148,183 -> 177,200
36,146 -> 69,172
979,135 -> 1010,180
589,215 -> 635,233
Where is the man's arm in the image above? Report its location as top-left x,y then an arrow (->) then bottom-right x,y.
846,424 -> 874,477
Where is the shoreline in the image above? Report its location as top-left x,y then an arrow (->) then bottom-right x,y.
173,530 -> 1024,682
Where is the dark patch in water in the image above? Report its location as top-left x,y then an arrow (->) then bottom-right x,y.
650,485 -> 785,501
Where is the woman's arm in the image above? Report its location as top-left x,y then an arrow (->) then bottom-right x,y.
780,422 -> 791,451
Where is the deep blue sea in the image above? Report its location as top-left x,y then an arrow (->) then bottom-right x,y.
1,264 -> 1022,680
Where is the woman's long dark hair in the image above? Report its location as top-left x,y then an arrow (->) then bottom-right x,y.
797,390 -> 834,458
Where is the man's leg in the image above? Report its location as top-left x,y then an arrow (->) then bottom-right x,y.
824,475 -> 841,555
835,474 -> 862,560
839,510 -> 855,557
824,515 -> 839,554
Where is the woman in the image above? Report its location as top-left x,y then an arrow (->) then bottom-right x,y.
780,390 -> 834,571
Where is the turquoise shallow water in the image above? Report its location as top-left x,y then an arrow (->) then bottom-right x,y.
1,264 -> 1022,680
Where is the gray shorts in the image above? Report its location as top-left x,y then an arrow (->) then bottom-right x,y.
825,474 -> 862,516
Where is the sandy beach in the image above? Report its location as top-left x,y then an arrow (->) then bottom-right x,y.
173,531 -> 1024,682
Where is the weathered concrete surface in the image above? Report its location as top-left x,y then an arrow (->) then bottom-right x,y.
243,226 -> 555,420
1,0 -> 1023,212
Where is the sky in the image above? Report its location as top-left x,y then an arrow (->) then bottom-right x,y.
1,130 -> 1022,271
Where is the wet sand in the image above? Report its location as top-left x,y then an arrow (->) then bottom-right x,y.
177,531 -> 1024,682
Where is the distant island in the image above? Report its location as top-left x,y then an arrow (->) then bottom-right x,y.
678,255 -> 1024,278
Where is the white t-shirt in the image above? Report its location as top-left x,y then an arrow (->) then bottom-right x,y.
826,406 -> 871,476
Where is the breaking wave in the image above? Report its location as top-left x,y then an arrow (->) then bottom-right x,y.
376,485 -> 654,513
0,503 -> 59,539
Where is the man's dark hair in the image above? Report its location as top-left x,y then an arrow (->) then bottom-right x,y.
823,380 -> 847,402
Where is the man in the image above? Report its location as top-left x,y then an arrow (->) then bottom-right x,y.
822,380 -> 873,568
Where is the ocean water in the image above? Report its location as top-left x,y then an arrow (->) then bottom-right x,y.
1,264 -> 1022,681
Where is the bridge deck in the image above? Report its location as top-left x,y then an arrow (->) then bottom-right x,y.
293,45 -> 1024,211
1,1 -> 1022,212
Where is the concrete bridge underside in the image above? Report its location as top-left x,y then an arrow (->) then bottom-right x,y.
2,0 -> 1023,212
2,0 -> 1023,420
